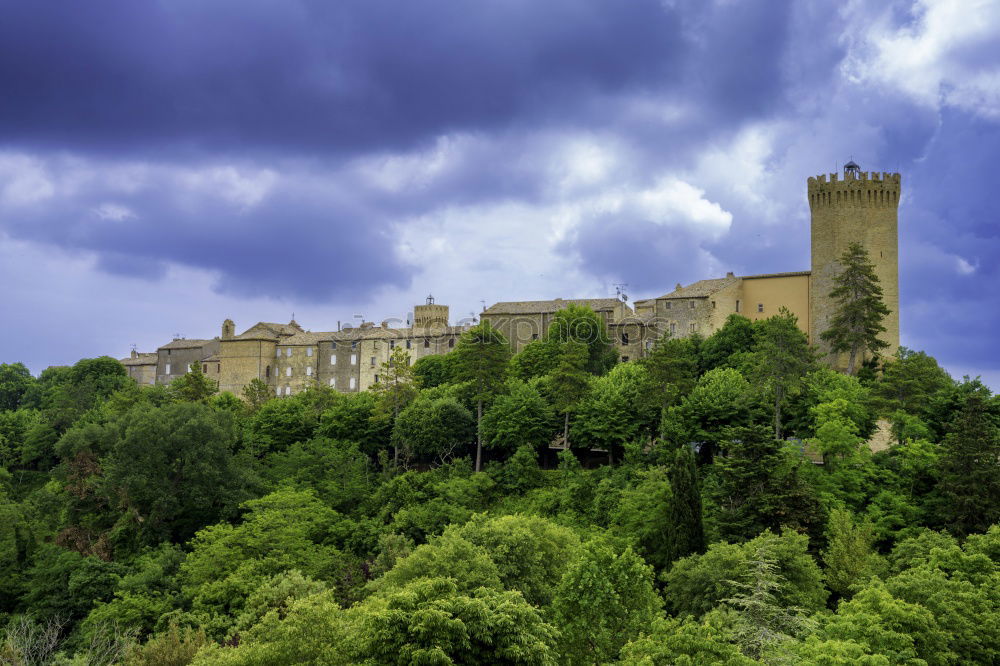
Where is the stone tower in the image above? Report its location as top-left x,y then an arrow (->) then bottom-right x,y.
807,163 -> 900,363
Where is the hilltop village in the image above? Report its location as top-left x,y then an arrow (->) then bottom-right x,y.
122,164 -> 901,395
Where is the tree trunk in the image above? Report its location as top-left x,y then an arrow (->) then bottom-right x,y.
847,345 -> 859,376
475,399 -> 483,472
393,402 -> 400,466
564,411 -> 570,449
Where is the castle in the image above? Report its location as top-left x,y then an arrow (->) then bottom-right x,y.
121,164 -> 900,394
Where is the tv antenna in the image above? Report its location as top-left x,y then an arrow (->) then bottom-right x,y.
614,283 -> 629,302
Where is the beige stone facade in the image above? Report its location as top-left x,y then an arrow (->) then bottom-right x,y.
125,165 -> 900,396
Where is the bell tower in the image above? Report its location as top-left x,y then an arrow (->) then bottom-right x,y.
808,162 -> 900,362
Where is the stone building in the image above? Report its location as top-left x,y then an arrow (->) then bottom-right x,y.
119,350 -> 157,385
126,164 -> 900,396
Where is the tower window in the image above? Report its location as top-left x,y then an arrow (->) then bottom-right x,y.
370,357 -> 376,366
758,303 -> 764,313
736,300 -> 741,313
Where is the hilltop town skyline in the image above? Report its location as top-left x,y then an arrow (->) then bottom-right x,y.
1,1 -> 998,388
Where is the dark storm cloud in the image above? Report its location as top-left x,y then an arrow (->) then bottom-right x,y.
0,0 -> 690,156
1,174 -> 413,301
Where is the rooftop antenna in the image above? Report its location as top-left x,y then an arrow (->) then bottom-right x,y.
614,283 -> 629,302
130,343 -> 137,352
173,332 -> 182,340
480,299 -> 486,312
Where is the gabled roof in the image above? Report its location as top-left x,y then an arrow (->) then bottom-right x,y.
482,298 -> 627,316
234,321 -> 303,341
280,331 -> 337,346
740,270 -> 811,280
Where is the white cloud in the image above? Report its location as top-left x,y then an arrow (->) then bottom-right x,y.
955,255 -> 977,275
176,165 -> 279,209
844,0 -> 1000,119
92,202 -> 136,221
0,153 -> 54,206
635,177 -> 732,235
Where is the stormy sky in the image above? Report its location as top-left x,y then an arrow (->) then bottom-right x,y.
1,0 -> 998,386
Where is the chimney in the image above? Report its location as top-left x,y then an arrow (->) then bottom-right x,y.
726,271 -> 734,278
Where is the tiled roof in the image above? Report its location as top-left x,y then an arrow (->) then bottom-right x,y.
159,338 -> 215,350
234,321 -> 302,341
201,354 -> 221,362
120,353 -> 157,366
482,298 -> 626,316
658,277 -> 738,300
330,325 -> 468,341
280,331 -> 338,346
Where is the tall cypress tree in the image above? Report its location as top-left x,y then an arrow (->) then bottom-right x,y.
932,390 -> 1000,536
664,442 -> 704,565
821,243 -> 891,375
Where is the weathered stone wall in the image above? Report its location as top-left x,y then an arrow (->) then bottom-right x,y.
218,338 -> 276,395
808,171 -> 900,364
157,340 -> 219,386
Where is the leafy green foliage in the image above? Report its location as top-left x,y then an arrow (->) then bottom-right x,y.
546,303 -> 617,375
480,379 -> 555,455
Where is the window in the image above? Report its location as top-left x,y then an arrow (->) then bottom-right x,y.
449,338 -> 455,348
165,363 -> 171,375
351,341 -> 358,350
276,348 -> 282,358
306,366 -> 313,376
621,332 -> 629,345
374,374 -> 380,383
349,377 -> 357,390
370,357 -> 376,366
306,347 -> 313,357
712,301 -> 716,309
276,386 -> 281,396
669,323 -> 676,336
265,365 -> 270,378
330,354 -> 337,365
645,340 -> 653,351
350,354 -> 357,365
689,300 -> 695,309
532,333 -> 539,341
406,340 -> 412,349
424,339 -> 430,348
689,322 -> 696,333
757,303 -> 764,313
736,300 -> 741,313
665,302 -> 672,310
285,367 -> 292,377
203,364 -> 208,373
622,356 -> 629,362
285,348 -> 292,357
329,377 -> 336,388
331,342 -> 337,350
389,340 -> 395,349
284,385 -> 291,396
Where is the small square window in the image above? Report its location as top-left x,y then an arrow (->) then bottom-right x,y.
330,355 -> 337,365
622,356 -> 629,362
351,341 -> 358,350
349,377 -> 357,390
285,348 -> 292,357
669,323 -> 676,336
665,302 -> 672,310
286,367 -> 292,377
276,348 -> 282,358
757,303 -> 764,313
202,364 -> 207,373
306,347 -> 313,357
374,374 -> 380,383
370,357 -> 376,366
424,339 -> 430,348
689,300 -> 695,309
329,377 -> 336,387
736,300 -> 741,313
389,340 -> 395,349
165,363 -> 171,375
350,354 -> 357,365
621,332 -> 629,345
331,342 -> 337,350
285,385 -> 291,396
689,322 -> 696,333
532,333 -> 539,340
306,366 -> 313,376
406,340 -> 412,349
449,338 -> 455,348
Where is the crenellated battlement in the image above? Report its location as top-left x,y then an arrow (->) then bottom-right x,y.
807,170 -> 901,209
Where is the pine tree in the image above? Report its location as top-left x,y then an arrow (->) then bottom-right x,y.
821,243 -> 891,375
932,389 -> 1000,536
451,321 -> 511,471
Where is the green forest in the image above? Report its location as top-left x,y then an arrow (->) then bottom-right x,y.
1,302 -> 999,664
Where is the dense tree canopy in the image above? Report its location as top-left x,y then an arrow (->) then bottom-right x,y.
1,319 -> 997,663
